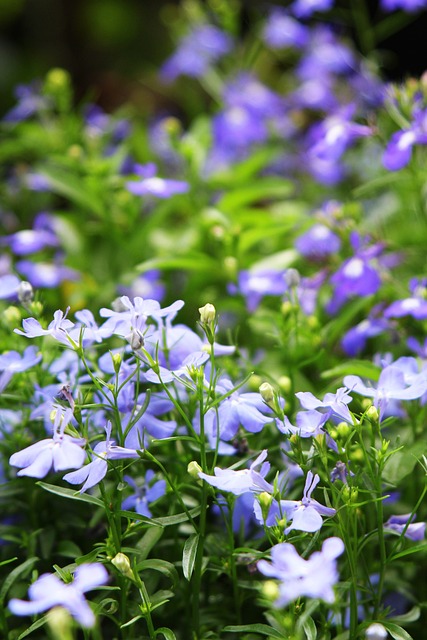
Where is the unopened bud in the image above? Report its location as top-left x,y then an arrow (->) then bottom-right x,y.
126,328 -> 144,351
285,268 -> 300,288
198,303 -> 216,325
3,306 -> 21,325
17,281 -> 34,303
342,485 -> 359,504
111,552 -> 133,579
366,405 -> 379,422
278,376 -> 292,395
259,382 -> 274,405
46,606 -> 73,640
336,422 -> 351,438
365,622 -> 388,639
111,352 -> 122,374
262,580 -> 279,600
188,460 -> 203,480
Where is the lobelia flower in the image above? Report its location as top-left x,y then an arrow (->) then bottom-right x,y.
3,82 -> 48,123
291,0 -> 334,18
15,307 -> 76,347
295,223 -> 341,260
228,269 -> 287,312
262,9 -> 309,50
63,423 -> 139,492
341,314 -> 390,357
125,162 -> 189,199
381,0 -> 427,11
326,254 -> 382,314
160,24 -> 233,82
9,408 -> 85,478
16,260 -> 80,289
296,387 -> 354,423
8,563 -> 108,628
122,470 -> 166,518
344,363 -> 427,420
278,471 -> 336,534
199,449 -> 274,496
0,274 -> 21,300
384,514 -> 426,541
0,345 -> 42,394
297,26 -> 355,80
1,228 -> 59,255
118,270 -> 165,303
383,106 -> 427,170
257,536 -> 344,606
278,409 -> 330,438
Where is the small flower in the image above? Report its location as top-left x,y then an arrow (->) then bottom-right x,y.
63,423 -> 139,492
125,163 -> 189,199
384,514 -> 426,541
296,387 -> 354,423
199,450 -> 274,496
0,345 -> 42,393
257,536 -> 344,607
280,471 -> 336,534
121,470 -> 166,518
9,408 -> 85,478
8,563 -> 108,628
365,623 -> 388,640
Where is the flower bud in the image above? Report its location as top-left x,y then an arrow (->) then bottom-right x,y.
126,328 -> 144,351
111,352 -> 122,374
47,606 -> 73,640
3,306 -> 21,325
336,422 -> 351,438
17,281 -> 34,303
365,622 -> 388,639
261,579 -> 279,600
342,485 -> 359,504
278,376 -> 292,395
259,382 -> 274,405
111,552 -> 133,579
281,300 -> 293,317
366,405 -> 379,422
187,460 -> 203,480
198,303 -> 216,326
285,268 -> 300,288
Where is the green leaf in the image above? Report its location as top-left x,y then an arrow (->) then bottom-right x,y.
0,557 -> 38,604
37,482 -> 104,507
40,167 -> 104,216
217,178 -> 293,211
383,440 -> 427,485
0,556 -> 17,568
321,360 -> 381,381
154,505 -> 201,527
302,617 -> 317,640
383,622 -> 414,640
390,606 -> 421,624
389,542 -> 427,562
136,254 -> 217,275
155,627 -> 177,640
182,533 -> 199,581
223,624 -> 284,638
137,559 -> 179,588
17,615 -> 48,639
250,249 -> 297,272
136,527 -> 165,560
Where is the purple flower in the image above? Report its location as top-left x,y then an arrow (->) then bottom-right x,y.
3,82 -> 48,123
100,296 -> 184,340
278,409 -> 330,438
122,470 -> 166,518
341,317 -> 390,356
330,461 -> 354,484
199,450 -> 274,496
0,274 -> 20,300
8,563 -> 108,628
383,107 -> 427,170
262,9 -> 309,50
0,346 -> 42,393
279,471 -> 336,534
16,260 -> 79,288
126,163 -> 189,199
257,536 -> 344,606
384,514 -> 426,541
297,27 -> 355,79
327,255 -> 382,314
307,107 -> 372,164
381,0 -> 427,11
295,224 -> 341,260
228,269 -> 287,312
296,387 -> 354,423
63,423 -> 139,492
344,364 -> 427,420
9,408 -> 85,478
291,0 -> 334,18
2,229 -> 59,255
385,296 -> 427,320
161,24 -> 233,82
118,270 -> 165,303
15,308 -> 76,347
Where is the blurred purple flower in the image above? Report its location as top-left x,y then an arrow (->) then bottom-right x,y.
228,269 -> 287,312
257,536 -> 344,606
16,260 -> 79,288
383,107 -> 427,170
327,255 -> 382,314
9,563 -> 108,628
0,274 -> 20,300
381,0 -> 427,11
291,0 -> 334,18
9,408 -> 85,478
2,229 -> 59,255
161,24 -> 233,81
263,9 -> 309,49
126,162 -> 189,198
0,346 -> 42,393
122,470 -> 166,517
341,316 -> 390,356
118,270 -> 165,303
3,82 -> 48,123
384,514 -> 426,541
296,223 -> 341,260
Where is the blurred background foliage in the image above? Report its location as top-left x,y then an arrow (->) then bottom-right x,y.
1,0 -> 427,117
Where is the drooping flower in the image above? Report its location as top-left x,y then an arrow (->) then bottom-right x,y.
8,563 -> 108,628
257,536 -> 344,606
198,450 -> 274,496
9,408 -> 85,478
63,423 -> 139,492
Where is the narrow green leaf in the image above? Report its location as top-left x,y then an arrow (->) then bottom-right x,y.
17,616 -> 48,639
217,178 -> 293,211
321,360 -> 381,381
389,542 -> 427,562
120,615 -> 144,629
155,627 -> 177,640
40,167 -> 104,216
223,624 -> 284,638
136,254 -> 216,274
0,556 -> 17,568
0,557 -> 38,604
182,533 -> 199,581
154,505 -> 201,527
302,617 -> 317,640
383,622 -> 414,640
37,482 -> 104,507
136,527 -> 164,560
137,559 -> 179,588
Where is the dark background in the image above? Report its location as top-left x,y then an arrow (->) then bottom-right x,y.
0,0 -> 426,115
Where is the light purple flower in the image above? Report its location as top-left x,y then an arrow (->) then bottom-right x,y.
63,423 -> 139,492
0,346 -> 42,393
3,82 -> 48,123
16,260 -> 79,288
161,24 -> 233,82
263,9 -> 309,50
296,387 -> 354,423
307,107 -> 372,164
199,450 -> 274,496
228,270 -> 287,312
2,229 -> 59,255
384,514 -> 426,541
8,563 -> 108,628
15,308 -> 76,347
327,255 -> 382,314
257,536 -> 344,606
383,107 -> 427,170
122,470 -> 166,518
279,471 -> 336,534
381,0 -> 427,11
9,408 -> 85,478
344,364 -> 427,420
385,296 -> 427,320
0,274 -> 20,300
341,317 -> 390,356
291,0 -> 334,18
278,409 -> 330,438
126,163 -> 189,199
